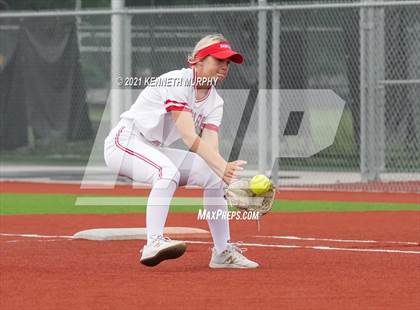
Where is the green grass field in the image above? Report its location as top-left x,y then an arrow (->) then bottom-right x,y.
0,193 -> 418,215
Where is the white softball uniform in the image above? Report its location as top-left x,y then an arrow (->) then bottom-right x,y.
104,67 -> 224,189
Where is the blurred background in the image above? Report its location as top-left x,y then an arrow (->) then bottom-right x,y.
0,0 -> 419,192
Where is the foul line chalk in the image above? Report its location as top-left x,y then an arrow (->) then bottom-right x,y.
183,240 -> 420,255
254,235 -> 419,245
0,233 -> 74,239
2,233 -> 419,255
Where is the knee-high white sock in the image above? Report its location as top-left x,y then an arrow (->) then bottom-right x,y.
204,188 -> 231,253
146,179 -> 177,244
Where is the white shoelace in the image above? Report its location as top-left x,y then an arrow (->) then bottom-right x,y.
222,242 -> 251,263
149,235 -> 172,246
141,236 -> 174,253
227,241 -> 248,254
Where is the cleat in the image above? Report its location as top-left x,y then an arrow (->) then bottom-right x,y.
140,236 -> 187,267
209,242 -> 259,269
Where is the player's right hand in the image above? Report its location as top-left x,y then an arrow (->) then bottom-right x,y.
223,160 -> 247,184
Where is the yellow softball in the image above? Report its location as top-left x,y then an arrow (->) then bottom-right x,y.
249,175 -> 271,195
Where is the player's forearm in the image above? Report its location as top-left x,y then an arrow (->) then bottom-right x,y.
182,134 -> 226,176
201,129 -> 219,152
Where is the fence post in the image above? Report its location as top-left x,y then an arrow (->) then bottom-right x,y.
360,3 -> 367,181
361,0 -> 386,181
360,2 -> 376,181
124,14 -> 132,111
110,0 -> 125,128
258,0 -> 268,173
271,8 -> 280,184
374,5 -> 386,174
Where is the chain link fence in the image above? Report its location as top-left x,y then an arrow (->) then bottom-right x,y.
383,6 -> 420,172
0,1 -> 419,192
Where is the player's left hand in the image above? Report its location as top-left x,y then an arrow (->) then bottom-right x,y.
223,160 -> 247,184
225,178 -> 276,217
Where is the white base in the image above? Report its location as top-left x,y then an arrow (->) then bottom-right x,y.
73,227 -> 210,240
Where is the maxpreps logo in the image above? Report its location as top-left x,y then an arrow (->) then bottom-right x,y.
197,209 -> 260,221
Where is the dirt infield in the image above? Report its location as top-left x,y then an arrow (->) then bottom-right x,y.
1,211 -> 419,310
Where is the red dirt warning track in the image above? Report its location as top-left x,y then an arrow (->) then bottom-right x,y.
1,212 -> 419,310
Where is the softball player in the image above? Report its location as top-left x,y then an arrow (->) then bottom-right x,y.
104,34 -> 258,269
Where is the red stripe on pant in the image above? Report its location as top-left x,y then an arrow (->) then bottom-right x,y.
114,126 -> 163,178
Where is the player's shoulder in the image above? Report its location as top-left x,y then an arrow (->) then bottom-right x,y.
212,88 -> 224,107
159,67 -> 193,81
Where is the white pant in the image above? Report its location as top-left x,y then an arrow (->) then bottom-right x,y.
104,119 -> 224,190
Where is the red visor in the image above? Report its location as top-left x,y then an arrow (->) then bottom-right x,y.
189,41 -> 244,64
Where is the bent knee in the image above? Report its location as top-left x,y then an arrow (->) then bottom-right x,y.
157,164 -> 181,186
204,172 -> 224,190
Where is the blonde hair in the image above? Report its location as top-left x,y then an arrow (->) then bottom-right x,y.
188,33 -> 227,64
